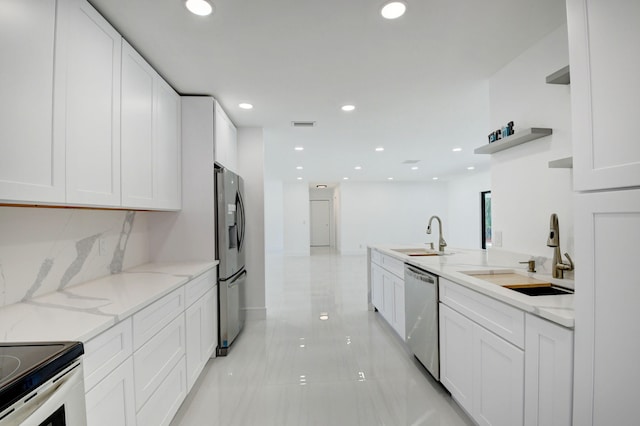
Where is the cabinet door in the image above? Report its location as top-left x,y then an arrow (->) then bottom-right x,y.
55,0 -> 121,206
573,189 -> 640,425
439,304 -> 473,415
121,40 -> 155,209
381,271 -> 394,323
567,0 -> 640,190
85,357 -> 136,426
473,323 -> 524,426
392,276 -> 405,340
214,102 -> 237,172
371,264 -> 384,311
524,314 -> 573,426
0,0 -> 64,204
185,287 -> 217,391
153,78 -> 182,210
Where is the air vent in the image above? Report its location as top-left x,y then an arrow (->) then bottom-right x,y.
292,121 -> 316,127
402,160 -> 420,164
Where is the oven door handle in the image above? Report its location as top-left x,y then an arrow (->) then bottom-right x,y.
16,363 -> 85,425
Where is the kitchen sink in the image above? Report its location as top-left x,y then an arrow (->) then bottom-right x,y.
391,248 -> 442,256
462,270 -> 574,296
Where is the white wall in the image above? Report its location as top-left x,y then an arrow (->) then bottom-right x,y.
489,24 -> 574,263
0,207 -> 149,307
447,171 -> 491,249
338,181 -> 449,254
283,182 -> 310,256
264,179 -> 284,253
237,127 -> 266,320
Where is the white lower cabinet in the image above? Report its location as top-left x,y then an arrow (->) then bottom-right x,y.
370,263 -> 384,310
473,322 -> 524,426
85,357 -> 136,426
391,275 -> 405,339
370,250 -> 405,340
524,314 -> 573,426
136,357 -> 187,426
186,287 -> 218,391
440,304 -> 474,414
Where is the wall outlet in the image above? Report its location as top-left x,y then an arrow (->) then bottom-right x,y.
493,230 -> 503,247
98,238 -> 108,256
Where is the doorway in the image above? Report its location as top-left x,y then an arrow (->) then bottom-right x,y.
310,200 -> 331,246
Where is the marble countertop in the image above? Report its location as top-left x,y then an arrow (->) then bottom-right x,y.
0,261 -> 217,343
370,245 -> 575,328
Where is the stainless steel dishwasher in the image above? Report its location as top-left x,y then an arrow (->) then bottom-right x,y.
404,264 -> 439,380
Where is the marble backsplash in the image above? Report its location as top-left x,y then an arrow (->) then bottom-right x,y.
0,207 -> 149,307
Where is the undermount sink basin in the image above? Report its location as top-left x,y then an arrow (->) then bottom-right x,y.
391,248 -> 443,256
462,270 -> 574,296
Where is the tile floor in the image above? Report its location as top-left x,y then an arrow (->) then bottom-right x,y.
171,248 -> 473,425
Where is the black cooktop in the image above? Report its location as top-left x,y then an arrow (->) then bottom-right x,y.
0,342 -> 84,415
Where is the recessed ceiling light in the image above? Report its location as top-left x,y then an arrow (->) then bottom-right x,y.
296,166 -> 303,170
411,166 -> 419,170
387,177 -> 394,180
341,104 -> 356,112
381,1 -> 406,19
238,103 -> 253,110
185,0 -> 213,16
354,166 -> 362,170
452,147 -> 462,152
294,146 -> 304,151
297,177 -> 303,180
467,166 -> 475,170
375,147 -> 385,152
432,177 -> 439,180
343,177 -> 349,180
319,312 -> 329,320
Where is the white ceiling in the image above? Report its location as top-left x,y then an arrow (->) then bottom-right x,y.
90,0 -> 567,184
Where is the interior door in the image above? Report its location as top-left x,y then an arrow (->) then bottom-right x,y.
310,200 -> 330,246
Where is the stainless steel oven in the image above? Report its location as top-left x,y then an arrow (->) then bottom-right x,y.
0,342 -> 86,425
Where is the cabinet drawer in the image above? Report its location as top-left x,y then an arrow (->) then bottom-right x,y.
381,254 -> 404,278
440,278 -> 525,348
84,318 -> 133,392
133,313 -> 185,411
133,286 -> 185,350
185,268 -> 216,308
136,356 -> 187,426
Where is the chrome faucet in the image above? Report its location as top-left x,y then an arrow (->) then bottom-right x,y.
427,215 -> 447,252
547,213 -> 574,278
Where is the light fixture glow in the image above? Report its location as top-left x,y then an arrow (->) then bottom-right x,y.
467,166 -> 475,170
387,177 -> 394,180
341,104 -> 356,112
319,313 -> 329,321
354,166 -> 362,170
452,147 -> 462,152
381,1 -> 406,19
375,147 -> 385,152
411,166 -> 419,170
432,177 -> 439,180
294,146 -> 304,151
316,184 -> 328,189
185,0 -> 213,16
343,177 -> 349,180
296,166 -> 303,170
238,103 -> 253,110
297,177 -> 303,180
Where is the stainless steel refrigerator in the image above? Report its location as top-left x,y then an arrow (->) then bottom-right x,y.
215,166 -> 246,356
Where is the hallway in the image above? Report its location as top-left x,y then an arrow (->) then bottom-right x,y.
172,248 -> 472,425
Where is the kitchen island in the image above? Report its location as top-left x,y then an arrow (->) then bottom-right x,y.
368,245 -> 574,426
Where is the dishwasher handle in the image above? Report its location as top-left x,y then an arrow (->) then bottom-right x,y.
405,265 -> 436,284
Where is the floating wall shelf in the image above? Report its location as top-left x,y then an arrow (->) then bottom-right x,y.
474,128 -> 553,155
546,66 -> 570,84
548,156 -> 573,168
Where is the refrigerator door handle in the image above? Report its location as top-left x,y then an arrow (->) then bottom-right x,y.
236,191 -> 246,250
229,269 -> 247,287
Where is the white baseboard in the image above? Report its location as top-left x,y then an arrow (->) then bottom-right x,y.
243,307 -> 267,320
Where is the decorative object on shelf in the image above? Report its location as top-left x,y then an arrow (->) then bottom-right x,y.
488,121 -> 515,143
475,128 -> 552,154
545,65 -> 570,85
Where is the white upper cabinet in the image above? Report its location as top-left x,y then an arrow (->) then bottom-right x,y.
121,41 -> 181,210
567,0 -> 640,190
55,0 -> 122,206
214,103 -> 237,172
0,0 -> 64,204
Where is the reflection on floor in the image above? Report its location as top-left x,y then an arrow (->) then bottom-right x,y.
171,247 -> 473,425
